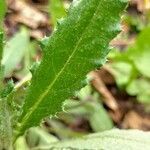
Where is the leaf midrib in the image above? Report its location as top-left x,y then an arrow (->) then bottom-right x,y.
19,1 -> 101,131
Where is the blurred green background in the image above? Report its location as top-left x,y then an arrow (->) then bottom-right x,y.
0,0 -> 150,149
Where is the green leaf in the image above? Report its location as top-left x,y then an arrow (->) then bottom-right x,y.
0,32 -> 4,91
127,78 -> 150,104
109,28 -> 150,104
14,137 -> 28,150
127,27 -> 150,78
33,129 -> 150,150
0,0 -> 6,20
24,127 -> 58,147
49,0 -> 66,26
2,28 -> 30,76
0,0 -> 6,30
0,80 -> 14,98
88,101 -> 113,132
0,32 -> 4,64
15,0 -> 127,137
109,62 -> 133,87
47,119 -> 85,139
65,86 -> 113,132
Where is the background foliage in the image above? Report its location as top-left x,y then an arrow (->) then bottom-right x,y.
0,0 -> 150,149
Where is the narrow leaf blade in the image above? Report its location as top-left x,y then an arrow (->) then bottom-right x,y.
16,0 -> 127,137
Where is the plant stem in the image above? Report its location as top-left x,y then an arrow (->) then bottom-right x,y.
0,98 -> 13,150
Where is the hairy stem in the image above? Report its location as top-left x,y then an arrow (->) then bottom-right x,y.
0,98 -> 13,150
